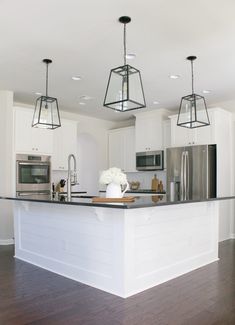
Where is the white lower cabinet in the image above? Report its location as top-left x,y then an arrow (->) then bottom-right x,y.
108,126 -> 136,172
14,107 -> 53,154
52,119 -> 78,170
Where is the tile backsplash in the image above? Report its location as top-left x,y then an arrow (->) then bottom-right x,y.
126,171 -> 166,191
52,170 -> 167,194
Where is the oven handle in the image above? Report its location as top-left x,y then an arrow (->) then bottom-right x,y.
17,162 -> 50,166
17,191 -> 50,196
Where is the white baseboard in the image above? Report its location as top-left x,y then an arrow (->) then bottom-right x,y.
0,238 -> 14,245
230,233 -> 235,239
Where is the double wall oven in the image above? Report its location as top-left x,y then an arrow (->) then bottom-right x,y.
16,154 -> 51,197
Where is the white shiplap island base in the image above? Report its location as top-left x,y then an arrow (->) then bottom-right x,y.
14,200 -> 219,298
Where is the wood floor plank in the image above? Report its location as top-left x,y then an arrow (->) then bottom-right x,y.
0,240 -> 234,325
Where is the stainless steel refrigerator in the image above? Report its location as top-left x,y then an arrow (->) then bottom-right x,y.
166,144 -> 216,201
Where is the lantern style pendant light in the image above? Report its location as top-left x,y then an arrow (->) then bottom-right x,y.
177,56 -> 210,128
103,16 -> 146,112
32,59 -> 61,129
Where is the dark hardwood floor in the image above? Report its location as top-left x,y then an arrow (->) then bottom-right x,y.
0,240 -> 234,325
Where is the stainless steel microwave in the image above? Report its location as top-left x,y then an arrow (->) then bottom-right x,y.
136,150 -> 164,171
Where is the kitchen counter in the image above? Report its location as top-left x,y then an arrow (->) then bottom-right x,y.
6,194 -> 234,298
1,193 -> 235,209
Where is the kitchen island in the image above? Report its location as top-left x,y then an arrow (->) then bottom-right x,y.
1,194 -> 234,298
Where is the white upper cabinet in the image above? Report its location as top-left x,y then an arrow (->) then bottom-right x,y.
134,110 -> 169,152
108,126 -> 136,172
170,110 -> 215,147
52,119 -> 78,170
14,107 -> 53,154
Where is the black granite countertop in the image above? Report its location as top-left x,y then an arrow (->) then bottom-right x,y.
99,189 -> 166,194
1,193 -> 235,209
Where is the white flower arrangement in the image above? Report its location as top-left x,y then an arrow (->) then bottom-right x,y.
99,167 -> 128,185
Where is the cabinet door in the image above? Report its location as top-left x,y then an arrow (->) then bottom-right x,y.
14,108 -> 53,154
52,119 -> 78,170
15,109 -> 34,153
31,127 -> 53,154
108,127 -> 136,172
108,130 -> 124,170
135,116 -> 163,152
170,111 -> 215,147
123,127 -> 136,172
194,111 -> 214,145
170,116 -> 191,147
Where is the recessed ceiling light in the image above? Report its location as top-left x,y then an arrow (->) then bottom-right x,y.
169,75 -> 180,79
35,92 -> 42,96
72,76 -> 82,81
80,95 -> 92,100
202,90 -> 211,94
126,53 -> 136,60
153,101 -> 159,105
79,102 -> 86,105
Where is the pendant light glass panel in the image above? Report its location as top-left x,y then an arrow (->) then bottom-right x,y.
177,56 -> 210,129
104,16 -> 146,112
177,94 -> 210,128
104,64 -> 146,111
32,58 -> 61,129
32,96 -> 61,129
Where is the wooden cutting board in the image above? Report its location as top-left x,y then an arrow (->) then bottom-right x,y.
92,196 -> 135,203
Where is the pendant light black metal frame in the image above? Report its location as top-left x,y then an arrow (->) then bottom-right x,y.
32,58 -> 61,129
177,56 -> 210,129
103,16 -> 146,112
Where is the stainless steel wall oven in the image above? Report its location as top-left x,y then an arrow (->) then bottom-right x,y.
16,154 -> 51,195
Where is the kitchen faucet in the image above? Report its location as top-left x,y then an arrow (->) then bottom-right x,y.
67,154 -> 78,201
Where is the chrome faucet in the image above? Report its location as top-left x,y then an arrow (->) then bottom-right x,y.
67,154 -> 77,201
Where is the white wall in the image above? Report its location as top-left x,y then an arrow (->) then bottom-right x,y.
207,102 -> 235,239
0,91 -> 14,244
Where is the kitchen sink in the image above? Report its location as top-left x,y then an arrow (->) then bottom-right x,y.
58,193 -> 94,199
72,195 -> 94,199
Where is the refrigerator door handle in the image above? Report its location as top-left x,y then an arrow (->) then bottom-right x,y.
185,151 -> 189,200
183,152 -> 187,200
180,151 -> 185,200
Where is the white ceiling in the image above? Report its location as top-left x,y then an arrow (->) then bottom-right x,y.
1,0 -> 235,121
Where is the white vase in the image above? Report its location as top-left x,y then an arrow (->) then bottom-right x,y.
106,182 -> 129,198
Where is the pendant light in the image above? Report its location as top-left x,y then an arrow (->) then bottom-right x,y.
32,59 -> 61,129
103,16 -> 146,112
177,56 -> 210,128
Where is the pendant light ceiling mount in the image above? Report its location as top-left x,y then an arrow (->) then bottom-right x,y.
32,58 -> 61,129
187,55 -> 197,61
42,58 -> 52,64
119,16 -> 131,24
103,16 -> 146,112
177,55 -> 210,129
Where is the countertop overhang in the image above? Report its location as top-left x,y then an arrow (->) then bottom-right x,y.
1,194 -> 235,209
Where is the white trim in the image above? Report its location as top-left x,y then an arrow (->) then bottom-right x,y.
0,238 -> 14,245
230,233 -> 235,239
